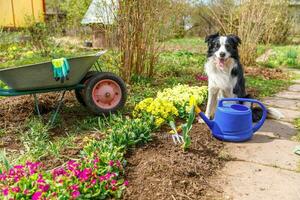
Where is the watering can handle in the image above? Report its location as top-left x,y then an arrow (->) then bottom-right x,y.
218,98 -> 267,133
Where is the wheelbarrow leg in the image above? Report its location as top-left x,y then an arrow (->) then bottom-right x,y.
33,94 -> 41,118
49,90 -> 66,127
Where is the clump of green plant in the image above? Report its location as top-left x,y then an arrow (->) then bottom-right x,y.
259,47 -> 300,68
292,118 -> 300,142
21,118 -> 50,160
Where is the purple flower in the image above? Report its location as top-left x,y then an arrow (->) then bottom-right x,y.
124,180 -> 129,186
71,190 -> 80,198
32,191 -> 42,200
2,188 -> 9,196
111,180 -> 117,185
109,160 -> 114,167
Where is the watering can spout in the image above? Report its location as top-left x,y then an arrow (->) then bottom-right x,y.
199,112 -> 215,130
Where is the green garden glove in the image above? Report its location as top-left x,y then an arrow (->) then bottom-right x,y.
52,58 -> 70,83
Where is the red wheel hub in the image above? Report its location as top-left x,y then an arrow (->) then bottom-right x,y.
92,79 -> 122,109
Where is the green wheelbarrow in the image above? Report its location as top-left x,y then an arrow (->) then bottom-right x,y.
0,51 -> 127,125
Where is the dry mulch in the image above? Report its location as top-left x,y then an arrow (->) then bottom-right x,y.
245,66 -> 289,80
123,123 -> 224,200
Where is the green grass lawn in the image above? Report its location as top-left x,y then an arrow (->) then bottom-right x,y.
257,44 -> 300,69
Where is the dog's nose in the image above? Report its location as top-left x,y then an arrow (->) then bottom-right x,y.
220,52 -> 226,58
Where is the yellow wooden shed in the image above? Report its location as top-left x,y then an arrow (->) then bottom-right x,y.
0,0 -> 45,28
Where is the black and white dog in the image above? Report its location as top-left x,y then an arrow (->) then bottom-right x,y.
203,33 -> 283,121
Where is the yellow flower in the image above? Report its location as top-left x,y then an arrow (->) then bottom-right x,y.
155,118 -> 165,127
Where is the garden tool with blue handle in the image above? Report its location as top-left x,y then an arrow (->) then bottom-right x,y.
52,58 -> 70,83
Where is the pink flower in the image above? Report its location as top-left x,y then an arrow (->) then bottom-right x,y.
71,190 -> 80,199
11,186 -> 20,193
195,74 -> 208,81
93,157 -> 100,164
14,165 -> 24,169
70,185 -> 79,191
109,160 -> 114,166
91,179 -> 97,185
78,168 -> 92,182
2,188 -> 9,196
116,160 -> 121,167
32,191 -> 42,200
111,180 -> 117,185
38,184 -> 50,192
99,176 -> 106,182
124,180 -> 129,187
67,160 -> 79,172
52,168 -> 67,179
37,174 -> 45,184
24,189 -> 30,195
26,162 -> 41,175
111,186 -> 117,191
0,173 -> 7,181
105,172 -> 111,180
14,176 -> 20,182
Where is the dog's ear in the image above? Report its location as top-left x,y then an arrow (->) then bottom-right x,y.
228,34 -> 241,46
205,32 -> 220,44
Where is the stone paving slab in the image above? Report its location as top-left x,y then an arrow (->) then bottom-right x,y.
263,97 -> 300,110
259,120 -> 297,139
226,135 -> 299,170
293,79 -> 300,84
217,161 -> 300,200
271,108 -> 300,123
288,84 -> 300,92
275,91 -> 300,100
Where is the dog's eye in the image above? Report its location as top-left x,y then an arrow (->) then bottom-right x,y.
225,44 -> 231,49
215,43 -> 220,48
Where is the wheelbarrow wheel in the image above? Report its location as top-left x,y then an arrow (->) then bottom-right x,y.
75,71 -> 98,106
83,72 -> 127,115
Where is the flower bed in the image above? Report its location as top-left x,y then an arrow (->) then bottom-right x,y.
134,84 -> 208,121
0,84 -> 207,199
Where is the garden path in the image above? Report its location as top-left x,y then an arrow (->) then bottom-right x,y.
209,69 -> 300,200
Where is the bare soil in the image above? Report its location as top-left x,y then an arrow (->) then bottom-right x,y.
123,123 -> 224,200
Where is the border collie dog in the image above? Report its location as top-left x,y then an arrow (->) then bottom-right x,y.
204,33 -> 283,121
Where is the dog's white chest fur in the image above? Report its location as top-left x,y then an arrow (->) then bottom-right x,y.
205,57 -> 237,91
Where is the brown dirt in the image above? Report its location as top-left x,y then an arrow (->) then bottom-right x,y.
245,66 -> 289,80
0,91 -> 80,131
123,123 -> 224,200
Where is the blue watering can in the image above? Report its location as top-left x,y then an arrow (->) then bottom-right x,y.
199,98 -> 267,142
